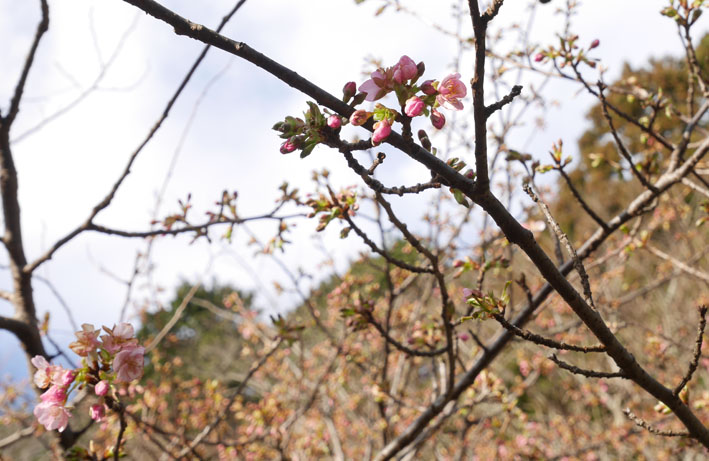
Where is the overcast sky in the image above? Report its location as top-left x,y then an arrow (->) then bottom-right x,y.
1,0 -> 705,383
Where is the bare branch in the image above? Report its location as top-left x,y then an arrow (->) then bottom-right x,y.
4,0 -> 49,127
674,305 -> 708,396
492,313 -> 605,353
624,409 -> 690,438
549,354 -> 627,379
485,84 -> 522,118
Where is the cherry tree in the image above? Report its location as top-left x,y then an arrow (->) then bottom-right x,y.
2,0 -> 709,459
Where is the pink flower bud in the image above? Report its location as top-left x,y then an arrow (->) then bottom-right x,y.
430,109 -> 445,129
404,96 -> 424,117
372,120 -> 392,145
393,55 -> 418,84
342,81 -> 357,101
349,110 -> 371,126
327,115 -> 342,129
280,139 -> 297,154
421,79 -> 437,95
534,53 -> 544,63
95,380 -> 109,396
90,404 -> 105,422
590,39 -> 600,49
458,333 -> 470,342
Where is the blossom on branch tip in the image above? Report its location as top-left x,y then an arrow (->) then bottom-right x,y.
393,55 -> 418,84
69,323 -> 101,357
113,346 -> 145,383
372,120 -> 392,145
436,73 -> 467,110
404,96 -> 424,117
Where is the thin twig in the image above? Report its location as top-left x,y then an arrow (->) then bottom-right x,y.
492,314 -> 605,352
624,409 -> 690,438
549,354 -> 627,379
674,305 -> 708,396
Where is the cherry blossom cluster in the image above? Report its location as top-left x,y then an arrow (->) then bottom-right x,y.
349,55 -> 467,144
31,322 -> 145,432
273,55 -> 468,154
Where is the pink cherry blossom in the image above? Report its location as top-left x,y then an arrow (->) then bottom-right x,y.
404,96 -> 424,117
34,402 -> 71,432
69,323 -> 101,357
111,322 -> 134,340
113,346 -> 145,383
31,356 -> 51,388
430,109 -> 445,129
436,73 -> 467,110
55,368 -> 75,387
101,323 -> 139,354
90,404 -> 106,422
393,55 -> 417,84
372,120 -> 392,145
327,115 -> 342,129
40,385 -> 67,405
95,380 -> 109,396
359,70 -> 389,101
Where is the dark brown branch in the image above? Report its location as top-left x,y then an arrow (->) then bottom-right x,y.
468,0 -> 491,191
338,147 -> 441,196
674,305 -> 708,396
492,314 -> 605,352
485,85 -> 522,118
549,354 -> 627,379
340,212 -> 434,274
624,409 -> 690,438
114,408 -> 127,461
85,212 -> 304,239
4,0 -> 49,128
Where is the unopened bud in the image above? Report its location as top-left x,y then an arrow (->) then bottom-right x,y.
534,53 -> 544,63
430,109 -> 445,130
417,129 -> 432,151
590,39 -> 600,49
416,61 -> 426,78
350,109 -> 371,126
421,79 -> 437,95
342,81 -> 357,102
327,115 -> 342,129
